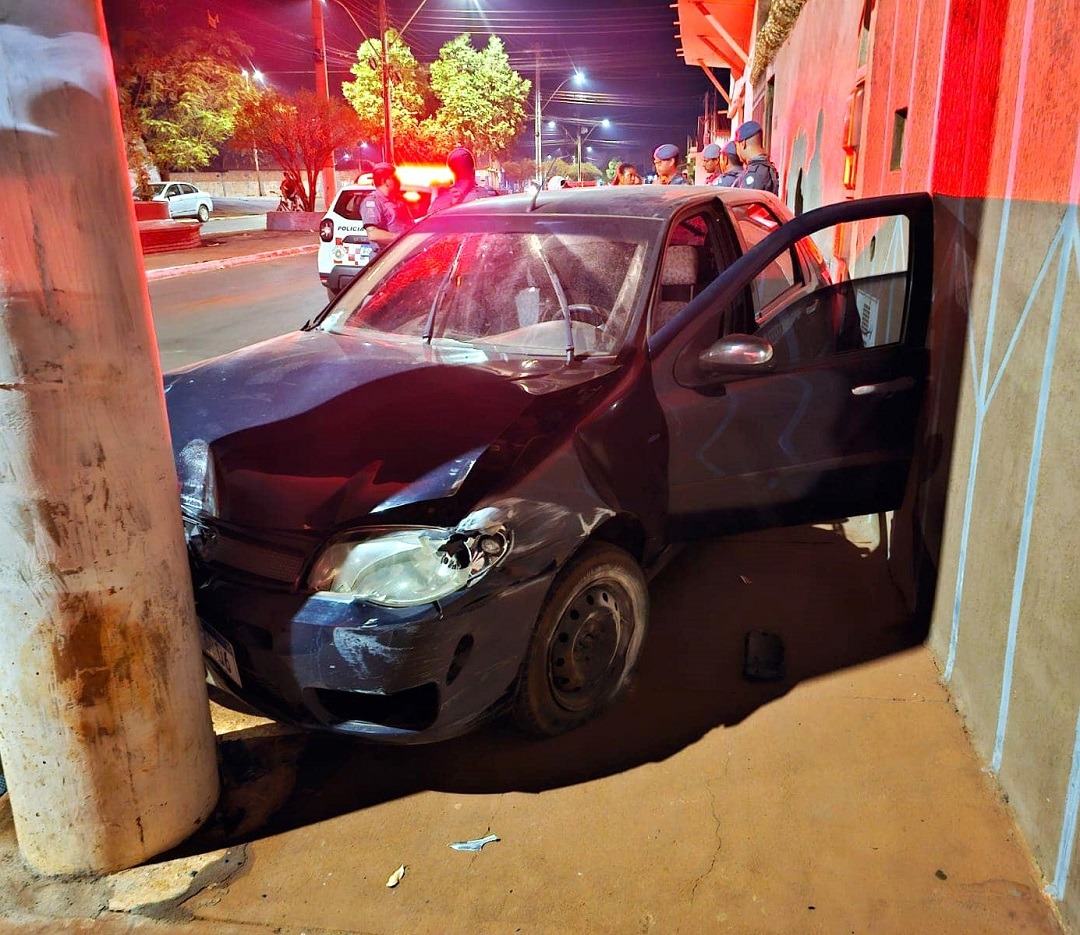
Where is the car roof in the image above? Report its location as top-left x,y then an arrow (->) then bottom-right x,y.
442,185 -> 787,221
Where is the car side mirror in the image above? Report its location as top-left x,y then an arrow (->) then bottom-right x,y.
699,333 -> 774,373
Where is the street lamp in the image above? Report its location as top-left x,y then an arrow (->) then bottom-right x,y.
241,68 -> 266,196
534,66 -> 585,183
546,117 -> 611,182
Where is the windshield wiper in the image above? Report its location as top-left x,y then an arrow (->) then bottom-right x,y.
531,235 -> 576,363
423,238 -> 468,344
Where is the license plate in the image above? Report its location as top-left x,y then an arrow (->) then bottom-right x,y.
201,624 -> 242,686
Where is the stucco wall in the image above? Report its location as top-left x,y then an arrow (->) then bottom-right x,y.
764,0 -> 1080,927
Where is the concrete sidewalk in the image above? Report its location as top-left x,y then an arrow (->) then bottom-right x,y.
0,521 -> 1064,934
143,228 -> 318,282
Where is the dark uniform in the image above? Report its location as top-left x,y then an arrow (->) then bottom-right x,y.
360,188 -> 413,237
718,167 -> 742,187
718,142 -> 743,187
735,154 -> 780,194
665,172 -> 690,186
428,179 -> 496,215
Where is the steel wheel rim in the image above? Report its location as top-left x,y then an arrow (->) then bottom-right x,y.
547,578 -> 632,712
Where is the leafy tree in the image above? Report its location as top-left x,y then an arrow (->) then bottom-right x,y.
114,19 -> 252,181
427,35 -> 530,161
499,159 -> 537,186
234,91 -> 361,212
341,31 -> 430,159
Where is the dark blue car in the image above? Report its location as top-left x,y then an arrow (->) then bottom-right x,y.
165,187 -> 933,742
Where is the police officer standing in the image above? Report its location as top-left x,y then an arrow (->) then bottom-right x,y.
733,120 -> 780,194
360,163 -> 414,245
718,141 -> 744,187
428,147 -> 497,214
651,143 -> 689,185
700,143 -> 723,185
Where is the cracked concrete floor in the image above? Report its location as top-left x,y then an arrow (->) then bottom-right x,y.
0,524 -> 1065,934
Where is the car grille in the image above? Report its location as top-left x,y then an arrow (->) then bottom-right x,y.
192,525 -> 308,586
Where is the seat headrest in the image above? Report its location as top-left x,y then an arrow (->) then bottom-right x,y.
661,245 -> 700,286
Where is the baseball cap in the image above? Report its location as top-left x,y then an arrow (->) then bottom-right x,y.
371,162 -> 397,186
701,143 -> 722,159
652,143 -> 679,161
734,120 -> 763,143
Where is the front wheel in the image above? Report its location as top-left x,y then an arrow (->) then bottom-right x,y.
513,543 -> 648,737
197,204 -> 210,222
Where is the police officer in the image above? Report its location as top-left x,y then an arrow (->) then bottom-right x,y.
718,141 -> 744,187
733,120 -> 780,194
701,143 -> 723,185
360,163 -> 414,245
651,143 -> 689,185
428,147 -> 497,214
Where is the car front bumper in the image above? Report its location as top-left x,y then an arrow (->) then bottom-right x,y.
197,569 -> 554,743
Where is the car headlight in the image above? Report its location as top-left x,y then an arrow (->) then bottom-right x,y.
308,527 -> 510,607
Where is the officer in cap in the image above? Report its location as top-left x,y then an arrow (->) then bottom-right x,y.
428,147 -> 497,214
733,120 -> 779,194
701,143 -> 723,185
360,163 -> 414,245
718,141 -> 744,187
651,143 -> 689,185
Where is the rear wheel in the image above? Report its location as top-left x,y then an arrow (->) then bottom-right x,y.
513,543 -> 648,737
197,204 -> 210,222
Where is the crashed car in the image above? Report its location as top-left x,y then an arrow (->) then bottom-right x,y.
166,186 -> 933,742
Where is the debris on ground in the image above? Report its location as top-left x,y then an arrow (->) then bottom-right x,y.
739,574 -> 752,584
386,865 -> 406,888
743,630 -> 785,681
449,833 -> 500,852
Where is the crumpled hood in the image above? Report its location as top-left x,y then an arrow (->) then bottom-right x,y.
165,329 -> 617,531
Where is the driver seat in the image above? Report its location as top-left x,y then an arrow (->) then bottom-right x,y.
654,244 -> 701,331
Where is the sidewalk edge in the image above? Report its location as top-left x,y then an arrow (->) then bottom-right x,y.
146,244 -> 317,282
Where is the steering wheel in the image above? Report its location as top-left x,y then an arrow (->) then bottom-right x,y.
565,304 -> 608,328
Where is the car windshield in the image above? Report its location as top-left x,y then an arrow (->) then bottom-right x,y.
317,219 -> 656,357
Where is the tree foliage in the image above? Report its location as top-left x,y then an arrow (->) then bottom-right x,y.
342,32 -> 530,163
427,35 -> 530,160
114,17 -> 252,179
234,91 -> 362,212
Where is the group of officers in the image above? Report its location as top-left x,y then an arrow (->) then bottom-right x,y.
643,119 -> 779,193
357,119 -> 779,243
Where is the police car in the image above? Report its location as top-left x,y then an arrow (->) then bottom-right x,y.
318,184 -> 378,300
318,166 -> 456,300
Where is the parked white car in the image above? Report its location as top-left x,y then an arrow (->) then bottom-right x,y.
139,182 -> 214,222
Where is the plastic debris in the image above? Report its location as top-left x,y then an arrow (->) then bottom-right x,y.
739,574 -> 752,584
449,833 -> 500,852
386,864 -> 406,888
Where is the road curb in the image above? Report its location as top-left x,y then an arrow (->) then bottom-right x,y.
145,243 -> 317,282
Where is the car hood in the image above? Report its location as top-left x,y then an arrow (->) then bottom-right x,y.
165,329 -> 620,531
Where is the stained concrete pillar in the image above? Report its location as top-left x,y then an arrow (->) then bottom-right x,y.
0,1 -> 219,873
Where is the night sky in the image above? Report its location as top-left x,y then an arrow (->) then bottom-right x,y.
103,0 -> 716,170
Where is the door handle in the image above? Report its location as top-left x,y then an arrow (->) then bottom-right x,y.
851,376 -> 916,396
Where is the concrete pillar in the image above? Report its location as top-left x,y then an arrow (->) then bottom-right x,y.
0,2 -> 219,874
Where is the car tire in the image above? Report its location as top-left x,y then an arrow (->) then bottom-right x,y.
197,204 -> 210,222
513,542 -> 648,738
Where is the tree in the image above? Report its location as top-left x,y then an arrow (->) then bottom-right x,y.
500,159 -> 536,186
114,20 -> 252,182
427,35 -> 530,161
341,31 -> 430,159
235,91 -> 361,212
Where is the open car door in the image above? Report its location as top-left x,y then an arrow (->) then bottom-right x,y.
649,193 -> 933,538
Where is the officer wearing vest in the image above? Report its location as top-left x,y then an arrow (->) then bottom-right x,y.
701,143 -> 724,185
733,120 -> 780,194
718,141 -> 744,187
360,163 -> 414,245
652,143 -> 689,185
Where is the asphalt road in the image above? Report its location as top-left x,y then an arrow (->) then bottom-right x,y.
150,252 -> 327,371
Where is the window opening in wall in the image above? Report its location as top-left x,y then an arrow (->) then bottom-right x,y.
857,0 -> 876,68
890,108 -> 907,171
764,76 -> 775,148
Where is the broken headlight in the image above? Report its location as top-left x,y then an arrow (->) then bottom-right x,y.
308,527 -> 510,607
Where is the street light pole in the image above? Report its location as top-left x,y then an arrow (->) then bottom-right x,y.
379,0 -> 394,164
311,0 -> 337,209
534,52 -> 542,184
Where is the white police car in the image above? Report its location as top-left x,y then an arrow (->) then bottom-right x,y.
318,184 -> 379,300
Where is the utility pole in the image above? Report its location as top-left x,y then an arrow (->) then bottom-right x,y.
534,51 -> 542,184
312,0 -> 337,208
0,1 -> 218,874
379,0 -> 394,163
